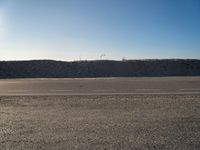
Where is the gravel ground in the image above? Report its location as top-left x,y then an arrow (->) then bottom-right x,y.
0,95 -> 200,150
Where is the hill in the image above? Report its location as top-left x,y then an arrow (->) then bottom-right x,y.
0,59 -> 200,78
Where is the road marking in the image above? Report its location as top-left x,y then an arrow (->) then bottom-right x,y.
0,82 -> 19,84
0,92 -> 200,96
50,90 -> 73,92
180,89 -> 200,91
51,79 -> 59,81
92,89 -> 116,92
136,89 -> 160,91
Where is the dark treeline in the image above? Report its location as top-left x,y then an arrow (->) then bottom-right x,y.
0,59 -> 200,78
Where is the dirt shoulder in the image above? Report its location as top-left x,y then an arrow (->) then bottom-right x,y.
0,95 -> 200,150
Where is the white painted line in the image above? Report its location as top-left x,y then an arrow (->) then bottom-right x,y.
0,92 -> 200,96
180,89 -> 200,91
0,82 -> 19,84
50,90 -> 73,92
136,89 -> 160,91
92,89 -> 116,92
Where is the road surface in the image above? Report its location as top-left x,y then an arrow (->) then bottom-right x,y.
0,77 -> 200,95
1,77 -> 200,149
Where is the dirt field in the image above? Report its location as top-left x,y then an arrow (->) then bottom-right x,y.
0,95 -> 200,150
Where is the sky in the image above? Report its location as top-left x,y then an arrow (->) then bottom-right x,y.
0,0 -> 200,61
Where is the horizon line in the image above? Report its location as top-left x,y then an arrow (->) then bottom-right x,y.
0,58 -> 200,62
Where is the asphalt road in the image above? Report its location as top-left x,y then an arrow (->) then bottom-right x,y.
0,77 -> 200,95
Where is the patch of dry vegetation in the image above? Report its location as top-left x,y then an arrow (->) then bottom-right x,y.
0,59 -> 200,78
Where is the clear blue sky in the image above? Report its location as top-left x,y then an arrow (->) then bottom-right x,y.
0,0 -> 200,60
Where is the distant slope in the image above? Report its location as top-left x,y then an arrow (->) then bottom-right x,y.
0,59 -> 200,78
